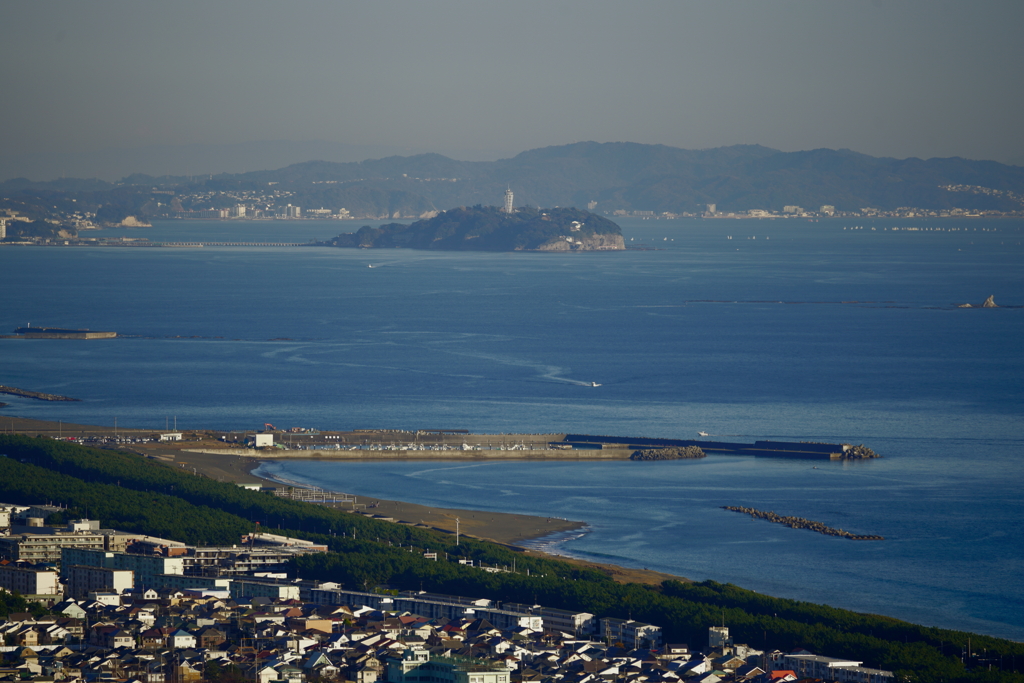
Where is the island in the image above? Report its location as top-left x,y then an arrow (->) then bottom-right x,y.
312,205 -> 625,252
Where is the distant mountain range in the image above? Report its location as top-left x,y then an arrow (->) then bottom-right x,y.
0,140 -> 513,186
3,142 -> 1024,222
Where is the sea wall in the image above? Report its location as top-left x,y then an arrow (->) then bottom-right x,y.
6,328 -> 116,340
184,447 -> 635,460
563,434 -> 866,459
4,331 -> 117,339
0,385 -> 80,402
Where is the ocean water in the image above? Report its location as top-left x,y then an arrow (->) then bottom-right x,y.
1,217 -> 1022,639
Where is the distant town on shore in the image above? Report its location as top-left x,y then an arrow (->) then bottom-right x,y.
3,142 -> 1023,244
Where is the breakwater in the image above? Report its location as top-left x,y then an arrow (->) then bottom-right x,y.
181,430 -> 879,464
722,505 -> 884,540
6,327 -> 116,340
0,385 -> 80,402
183,447 -> 636,461
630,446 -> 706,461
563,434 -> 878,459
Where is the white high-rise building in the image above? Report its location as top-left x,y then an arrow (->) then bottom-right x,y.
504,187 -> 514,214
709,625 -> 732,650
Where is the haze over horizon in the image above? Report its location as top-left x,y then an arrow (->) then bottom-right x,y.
3,0 -> 1023,182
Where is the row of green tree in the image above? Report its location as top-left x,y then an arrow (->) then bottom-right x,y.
0,588 -> 46,619
0,435 -> 1021,683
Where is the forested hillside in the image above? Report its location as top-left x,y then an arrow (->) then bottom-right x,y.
318,206 -> 623,251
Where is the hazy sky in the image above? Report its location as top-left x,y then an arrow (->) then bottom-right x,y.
3,0 -> 1024,179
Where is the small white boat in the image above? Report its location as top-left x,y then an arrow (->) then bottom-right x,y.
698,431 -> 709,437
591,382 -> 602,387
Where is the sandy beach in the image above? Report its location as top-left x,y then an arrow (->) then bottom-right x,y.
1,416 -> 685,585
169,447 -> 587,546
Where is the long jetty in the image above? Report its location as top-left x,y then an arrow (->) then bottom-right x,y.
0,385 -> 80,402
562,434 -> 871,459
178,432 -> 879,463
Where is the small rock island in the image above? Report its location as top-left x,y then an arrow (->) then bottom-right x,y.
958,295 -> 998,308
314,205 -> 625,252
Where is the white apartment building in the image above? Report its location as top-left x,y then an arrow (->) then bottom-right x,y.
504,603 -> 596,636
0,530 -> 107,563
599,617 -> 663,648
65,565 -> 133,599
230,579 -> 300,601
771,652 -> 893,683
0,564 -> 61,598
61,548 -> 184,590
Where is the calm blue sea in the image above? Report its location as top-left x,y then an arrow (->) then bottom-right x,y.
1,217 -> 1022,640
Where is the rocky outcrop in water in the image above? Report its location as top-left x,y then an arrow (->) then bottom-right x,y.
722,505 -> 884,540
119,215 -> 152,227
959,295 -> 998,308
841,444 -> 880,459
631,446 -> 706,461
535,232 -> 625,251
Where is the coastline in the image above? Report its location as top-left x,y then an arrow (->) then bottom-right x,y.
157,447 -> 689,585
0,416 -> 686,586
247,456 -> 587,546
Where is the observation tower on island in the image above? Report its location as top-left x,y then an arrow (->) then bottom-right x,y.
503,186 -> 514,214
